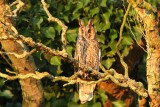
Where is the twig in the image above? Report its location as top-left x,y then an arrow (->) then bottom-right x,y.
6,69 -> 17,75
41,0 -> 68,53
0,50 -> 13,68
0,49 -> 36,59
0,71 -> 52,80
116,3 -> 131,77
9,0 -> 24,17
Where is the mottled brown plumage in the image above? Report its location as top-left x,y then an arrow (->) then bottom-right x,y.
74,19 -> 100,103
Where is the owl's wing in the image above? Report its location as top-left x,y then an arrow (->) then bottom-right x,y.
86,39 -> 100,71
74,35 -> 87,73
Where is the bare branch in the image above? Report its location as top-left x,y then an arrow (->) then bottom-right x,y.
9,0 -> 24,17
41,0 -> 68,53
116,3 -> 131,77
0,49 -> 36,59
0,34 -> 148,97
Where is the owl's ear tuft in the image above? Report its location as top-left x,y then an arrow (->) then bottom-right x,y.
87,19 -> 93,27
79,19 -> 85,27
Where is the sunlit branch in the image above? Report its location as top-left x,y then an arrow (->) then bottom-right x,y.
0,66 -> 148,98
41,0 -> 68,53
0,31 -> 148,99
9,0 -> 24,17
116,3 -> 131,77
0,49 -> 36,59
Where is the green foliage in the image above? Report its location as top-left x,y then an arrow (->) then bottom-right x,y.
0,0 -> 150,106
0,90 -> 13,99
97,89 -> 108,103
50,56 -> 61,66
102,58 -> 115,69
66,29 -> 78,43
112,100 -> 125,107
41,26 -> 55,40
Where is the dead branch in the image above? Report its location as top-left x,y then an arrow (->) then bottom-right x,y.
0,65 -> 148,98
9,0 -> 24,17
0,49 -> 36,58
0,24 -> 148,99
41,0 -> 68,53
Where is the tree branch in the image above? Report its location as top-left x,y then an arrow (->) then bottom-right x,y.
116,3 -> 131,77
41,0 -> 68,53
0,26 -> 148,98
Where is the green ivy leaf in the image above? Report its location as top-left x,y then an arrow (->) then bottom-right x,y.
65,3 -> 71,11
67,102 -> 79,107
109,29 -> 118,41
106,50 -> 116,57
98,34 -> 105,44
84,7 -> 90,13
90,7 -> 100,17
102,58 -> 115,69
50,56 -> 61,65
72,13 -> 81,20
122,46 -> 130,57
92,102 -> 102,107
54,24 -> 62,35
98,89 -> 108,103
0,78 -> 5,87
72,92 -> 79,102
67,29 -> 78,43
121,34 -> 133,46
100,44 -> 108,51
113,100 -> 125,107
73,1 -> 83,14
102,12 -> 111,29
44,91 -> 56,101
41,27 -> 55,40
114,8 -> 124,23
93,15 -> 100,23
33,16 -> 43,29
37,17 -> 43,29
109,40 -> 117,51
63,15 -> 69,23
0,90 -> 13,99
57,3 -> 64,14
81,0 -> 90,7
100,0 -> 107,7
66,45 -> 74,58
95,22 -> 110,32
133,25 -> 143,41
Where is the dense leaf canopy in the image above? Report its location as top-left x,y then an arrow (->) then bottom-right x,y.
0,0 -> 160,106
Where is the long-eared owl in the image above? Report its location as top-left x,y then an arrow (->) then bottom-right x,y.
74,19 -> 100,103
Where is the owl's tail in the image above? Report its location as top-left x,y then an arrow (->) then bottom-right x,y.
78,83 -> 96,104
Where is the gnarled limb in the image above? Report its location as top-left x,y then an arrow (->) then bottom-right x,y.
128,0 -> 160,106
0,1 -> 43,107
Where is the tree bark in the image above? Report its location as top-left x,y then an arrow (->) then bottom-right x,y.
0,0 -> 43,107
129,0 -> 160,106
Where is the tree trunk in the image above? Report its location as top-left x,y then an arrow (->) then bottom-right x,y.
0,0 -> 44,107
129,1 -> 160,106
